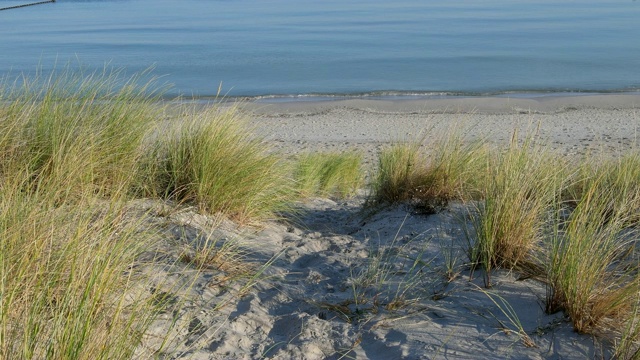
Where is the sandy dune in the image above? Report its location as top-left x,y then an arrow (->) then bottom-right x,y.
137,95 -> 640,359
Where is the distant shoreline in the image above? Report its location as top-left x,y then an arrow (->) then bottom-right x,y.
241,94 -> 640,169
238,93 -> 640,116
177,91 -> 640,109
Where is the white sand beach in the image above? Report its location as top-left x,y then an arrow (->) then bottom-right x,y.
137,95 -> 640,359
246,94 -> 640,165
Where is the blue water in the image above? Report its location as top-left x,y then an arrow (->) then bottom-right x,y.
1,0 -> 639,98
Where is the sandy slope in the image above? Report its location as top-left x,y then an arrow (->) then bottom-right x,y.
136,196 -> 604,359
136,95 -> 640,359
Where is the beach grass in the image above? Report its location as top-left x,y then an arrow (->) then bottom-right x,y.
0,169 -> 161,359
293,150 -> 364,199
0,70 -> 301,358
369,128 -> 487,213
371,125 -> 640,351
0,68 -> 162,201
3,69 -> 640,357
140,104 -> 296,224
563,152 -> 640,226
468,131 -> 563,285
615,300 -> 640,359
0,70 -> 173,358
369,141 -> 424,204
546,157 -> 640,337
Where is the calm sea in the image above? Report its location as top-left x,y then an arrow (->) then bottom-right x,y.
1,0 -> 639,99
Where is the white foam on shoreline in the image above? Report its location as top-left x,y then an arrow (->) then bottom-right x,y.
242,94 -> 640,116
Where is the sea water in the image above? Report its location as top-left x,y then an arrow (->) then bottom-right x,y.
1,0 -> 639,98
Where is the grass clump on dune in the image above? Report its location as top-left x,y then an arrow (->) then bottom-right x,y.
370,126 -> 640,351
546,157 -> 640,339
142,105 -> 296,224
468,132 -> 563,284
0,69 -> 371,358
369,142 -> 424,204
0,68 -> 162,199
0,190 -> 159,359
0,70 -> 171,358
293,151 -> 364,199
564,153 -> 640,225
369,129 -> 487,213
